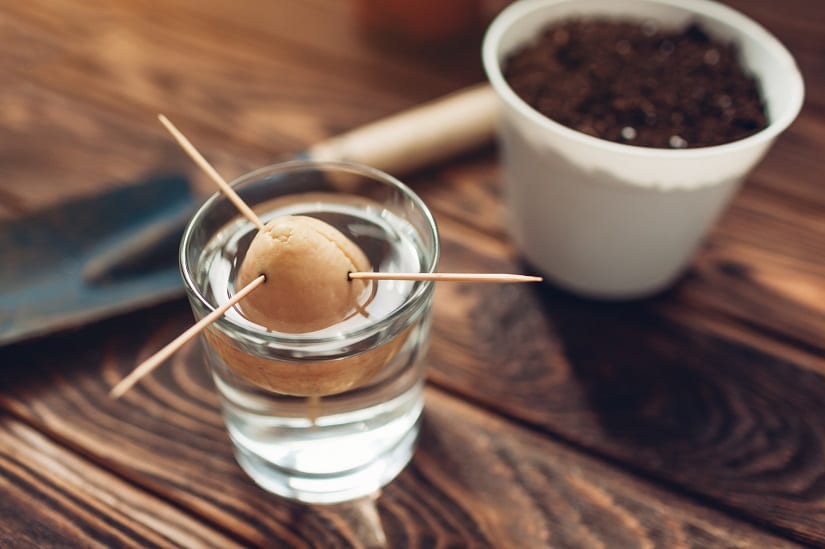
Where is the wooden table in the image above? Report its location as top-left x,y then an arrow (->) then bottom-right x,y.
1,1 -> 823,546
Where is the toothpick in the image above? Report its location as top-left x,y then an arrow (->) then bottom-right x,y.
158,114 -> 265,231
109,274 -> 266,399
348,272 -> 542,283
126,115 -> 538,403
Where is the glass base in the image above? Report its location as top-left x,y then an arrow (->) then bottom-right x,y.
233,417 -> 420,504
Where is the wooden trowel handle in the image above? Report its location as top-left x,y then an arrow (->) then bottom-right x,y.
308,83 -> 498,175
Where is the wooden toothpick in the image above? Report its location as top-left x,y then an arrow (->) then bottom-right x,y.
158,113 -> 541,288
349,272 -> 542,283
109,274 -> 266,399
107,117 -> 541,399
158,114 -> 265,231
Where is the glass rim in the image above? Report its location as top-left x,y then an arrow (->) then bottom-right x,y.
179,159 -> 440,348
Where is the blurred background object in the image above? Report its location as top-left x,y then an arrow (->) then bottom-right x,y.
352,0 -> 484,47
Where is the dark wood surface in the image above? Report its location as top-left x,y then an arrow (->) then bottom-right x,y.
1,0 -> 824,546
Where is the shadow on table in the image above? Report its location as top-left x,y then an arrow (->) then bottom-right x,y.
531,272 -> 725,451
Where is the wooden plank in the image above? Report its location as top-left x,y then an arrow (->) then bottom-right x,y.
0,0 -> 479,219
0,75 -> 286,221
5,0 -> 478,156
722,0 -> 825,116
0,0 -> 822,544
0,312 -> 797,547
105,0 -> 484,91
418,388 -> 799,549
407,211 -> 825,545
0,0 -> 111,80
0,415 -> 242,548
675,178 -> 825,363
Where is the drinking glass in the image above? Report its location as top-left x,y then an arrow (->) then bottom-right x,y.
180,160 -> 439,504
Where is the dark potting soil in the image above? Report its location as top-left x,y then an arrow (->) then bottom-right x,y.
503,20 -> 768,149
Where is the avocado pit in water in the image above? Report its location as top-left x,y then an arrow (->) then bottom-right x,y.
236,215 -> 371,333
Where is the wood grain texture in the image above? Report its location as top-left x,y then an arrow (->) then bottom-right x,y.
0,0 -> 483,222
3,0 -> 480,158
417,213 -> 825,545
0,307 -> 798,548
0,415 -> 242,548
1,0 -> 824,546
416,390 -> 800,549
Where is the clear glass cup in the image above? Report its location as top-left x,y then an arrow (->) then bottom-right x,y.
180,160 -> 439,504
